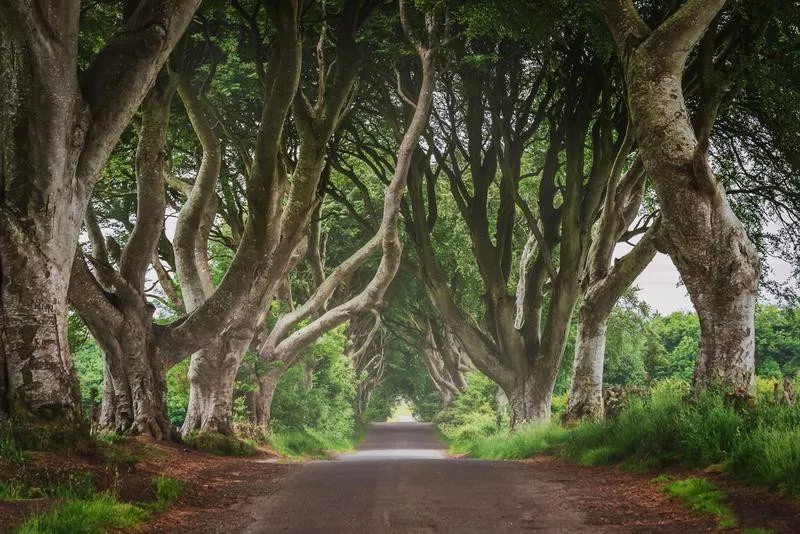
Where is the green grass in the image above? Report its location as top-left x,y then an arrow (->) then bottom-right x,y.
152,475 -> 182,511
17,494 -> 148,534
0,471 -> 95,500
444,379 -> 800,495
662,477 -> 736,528
268,428 -> 358,459
183,431 -> 256,457
453,423 -> 569,459
0,423 -> 26,464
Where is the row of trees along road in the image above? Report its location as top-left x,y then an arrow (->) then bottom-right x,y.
1,0 -> 799,441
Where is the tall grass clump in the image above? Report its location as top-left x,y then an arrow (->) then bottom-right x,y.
17,494 -> 148,534
463,423 -> 570,460
268,428 -> 356,458
152,475 -> 182,510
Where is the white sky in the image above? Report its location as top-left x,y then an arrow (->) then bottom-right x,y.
620,248 -> 795,315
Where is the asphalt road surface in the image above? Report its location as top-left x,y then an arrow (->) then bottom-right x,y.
243,422 -> 591,533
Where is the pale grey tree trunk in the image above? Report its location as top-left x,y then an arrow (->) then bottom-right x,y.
253,365 -> 284,428
504,375 -> 552,427
602,0 -> 759,395
0,0 -> 199,432
181,338 -> 242,436
565,309 -> 609,422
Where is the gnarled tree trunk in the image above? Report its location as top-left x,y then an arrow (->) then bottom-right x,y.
0,0 -> 199,433
602,0 -> 759,395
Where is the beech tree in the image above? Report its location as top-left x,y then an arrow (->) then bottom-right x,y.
601,0 -> 778,395
247,0 -> 441,428
68,0 -> 303,439
0,0 -> 199,434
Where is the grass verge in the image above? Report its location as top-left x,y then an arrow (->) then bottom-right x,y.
660,477 -> 736,528
442,379 -> 800,495
16,493 -> 148,534
183,431 -> 256,457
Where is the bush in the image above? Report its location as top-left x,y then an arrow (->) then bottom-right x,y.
436,372 -> 505,448
17,494 -> 148,534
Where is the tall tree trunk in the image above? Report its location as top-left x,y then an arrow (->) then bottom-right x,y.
253,365 -> 284,428
1,0 -> 199,433
602,0 -> 759,396
0,3 -> 85,429
565,307 -> 609,423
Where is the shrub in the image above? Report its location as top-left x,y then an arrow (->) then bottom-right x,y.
436,372 -> 505,448
152,475 -> 182,510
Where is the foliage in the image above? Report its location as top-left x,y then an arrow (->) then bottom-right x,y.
166,360 -> 191,427
152,475 -> 182,511
0,471 -> 96,500
268,327 -> 359,450
17,494 -> 148,534
661,478 -> 736,528
436,372 -> 506,447
268,427 -> 363,459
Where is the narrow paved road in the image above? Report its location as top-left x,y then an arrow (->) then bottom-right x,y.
244,422 -> 592,533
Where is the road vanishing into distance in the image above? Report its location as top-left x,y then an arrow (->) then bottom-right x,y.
243,422 -> 592,533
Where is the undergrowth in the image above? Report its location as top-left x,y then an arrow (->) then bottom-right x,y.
17,494 -> 148,534
268,425 -> 367,459
661,477 -> 736,528
183,431 -> 256,457
152,475 -> 182,511
442,378 -> 800,494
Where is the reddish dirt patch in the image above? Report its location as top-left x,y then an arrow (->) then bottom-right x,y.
526,456 -> 800,533
0,440 -> 287,533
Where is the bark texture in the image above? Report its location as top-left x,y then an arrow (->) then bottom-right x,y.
0,1 -> 199,430
602,0 -> 759,395
565,154 -> 659,423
